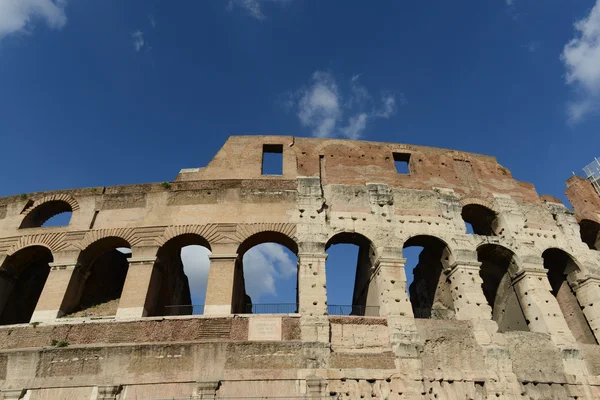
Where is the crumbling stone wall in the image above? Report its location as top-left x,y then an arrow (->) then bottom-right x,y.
0,136 -> 600,399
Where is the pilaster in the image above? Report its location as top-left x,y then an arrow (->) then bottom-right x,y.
447,261 -> 492,320
30,261 -> 77,322
204,253 -> 237,316
116,255 -> 160,320
571,275 -> 600,343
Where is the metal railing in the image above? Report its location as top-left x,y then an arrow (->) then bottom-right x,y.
413,307 -> 454,320
244,303 -> 298,314
327,304 -> 379,316
163,304 -> 205,316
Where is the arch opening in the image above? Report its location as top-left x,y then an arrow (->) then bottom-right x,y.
237,232 -> 298,314
580,219 -> 600,250
0,246 -> 53,325
477,244 -> 527,332
152,234 -> 212,316
62,237 -> 131,318
403,235 -> 454,319
462,204 -> 498,236
325,232 -> 378,316
20,200 -> 73,228
542,248 -> 596,344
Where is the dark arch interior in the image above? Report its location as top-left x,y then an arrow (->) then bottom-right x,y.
236,232 -> 299,314
20,201 -> 73,229
580,219 -> 600,250
542,248 -> 596,344
0,246 -> 53,325
403,235 -> 453,319
62,237 -> 131,318
325,232 -> 377,316
477,244 -> 527,332
462,204 -> 498,236
152,234 -> 212,316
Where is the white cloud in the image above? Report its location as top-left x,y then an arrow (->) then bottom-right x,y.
227,0 -> 292,21
297,71 -> 342,138
132,30 -> 145,52
0,0 -> 67,40
148,14 -> 156,28
243,243 -> 296,302
561,0 -> 600,122
181,245 -> 211,304
341,113 -> 367,140
289,71 -> 403,139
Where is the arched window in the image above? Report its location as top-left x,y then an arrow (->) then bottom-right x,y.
61,237 -> 131,318
462,204 -> 498,236
477,244 -> 527,332
152,234 -> 211,316
0,246 -> 52,325
236,232 -> 298,314
580,219 -> 600,250
20,200 -> 73,228
542,248 -> 596,344
325,232 -> 378,316
403,235 -> 454,319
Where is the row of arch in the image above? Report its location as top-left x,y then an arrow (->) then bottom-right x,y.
14,198 -> 600,253
0,228 -> 596,345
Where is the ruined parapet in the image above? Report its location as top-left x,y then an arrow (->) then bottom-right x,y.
0,136 -> 600,398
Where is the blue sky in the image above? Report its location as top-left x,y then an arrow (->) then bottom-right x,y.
2,0 -> 600,310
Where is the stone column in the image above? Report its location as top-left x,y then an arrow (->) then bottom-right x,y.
30,261 -> 78,322
204,254 -> 237,316
116,254 -> 161,320
447,261 -> 492,320
511,267 -> 577,347
372,255 -> 413,318
297,251 -> 328,316
570,275 -> 600,343
297,243 -> 329,342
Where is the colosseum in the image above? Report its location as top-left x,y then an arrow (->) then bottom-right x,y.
1,136 -> 600,399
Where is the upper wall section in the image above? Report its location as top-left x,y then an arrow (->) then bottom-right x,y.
176,135 -> 540,203
566,175 -> 600,224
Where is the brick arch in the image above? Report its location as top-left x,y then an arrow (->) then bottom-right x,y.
234,223 -> 297,246
6,232 -> 69,256
76,228 -> 140,251
156,224 -> 221,248
22,194 -> 80,215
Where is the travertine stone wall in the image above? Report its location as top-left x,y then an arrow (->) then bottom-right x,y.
0,136 -> 600,399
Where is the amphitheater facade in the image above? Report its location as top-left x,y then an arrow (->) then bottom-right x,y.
1,136 -> 600,399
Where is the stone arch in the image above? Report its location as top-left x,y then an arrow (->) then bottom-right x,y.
235,223 -> 297,250
542,248 -> 596,344
402,234 -> 455,319
151,233 -> 213,316
579,219 -> 600,251
235,230 -> 299,314
0,245 -> 53,325
476,243 -> 527,332
19,194 -> 79,229
6,233 -> 68,256
60,236 -> 133,317
77,228 -> 140,252
325,231 -> 379,316
155,224 -> 220,248
460,199 -> 500,236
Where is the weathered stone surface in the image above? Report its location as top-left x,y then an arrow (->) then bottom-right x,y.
0,135 -> 600,398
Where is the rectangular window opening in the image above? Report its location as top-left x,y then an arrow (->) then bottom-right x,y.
393,152 -> 411,174
262,144 -> 283,175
